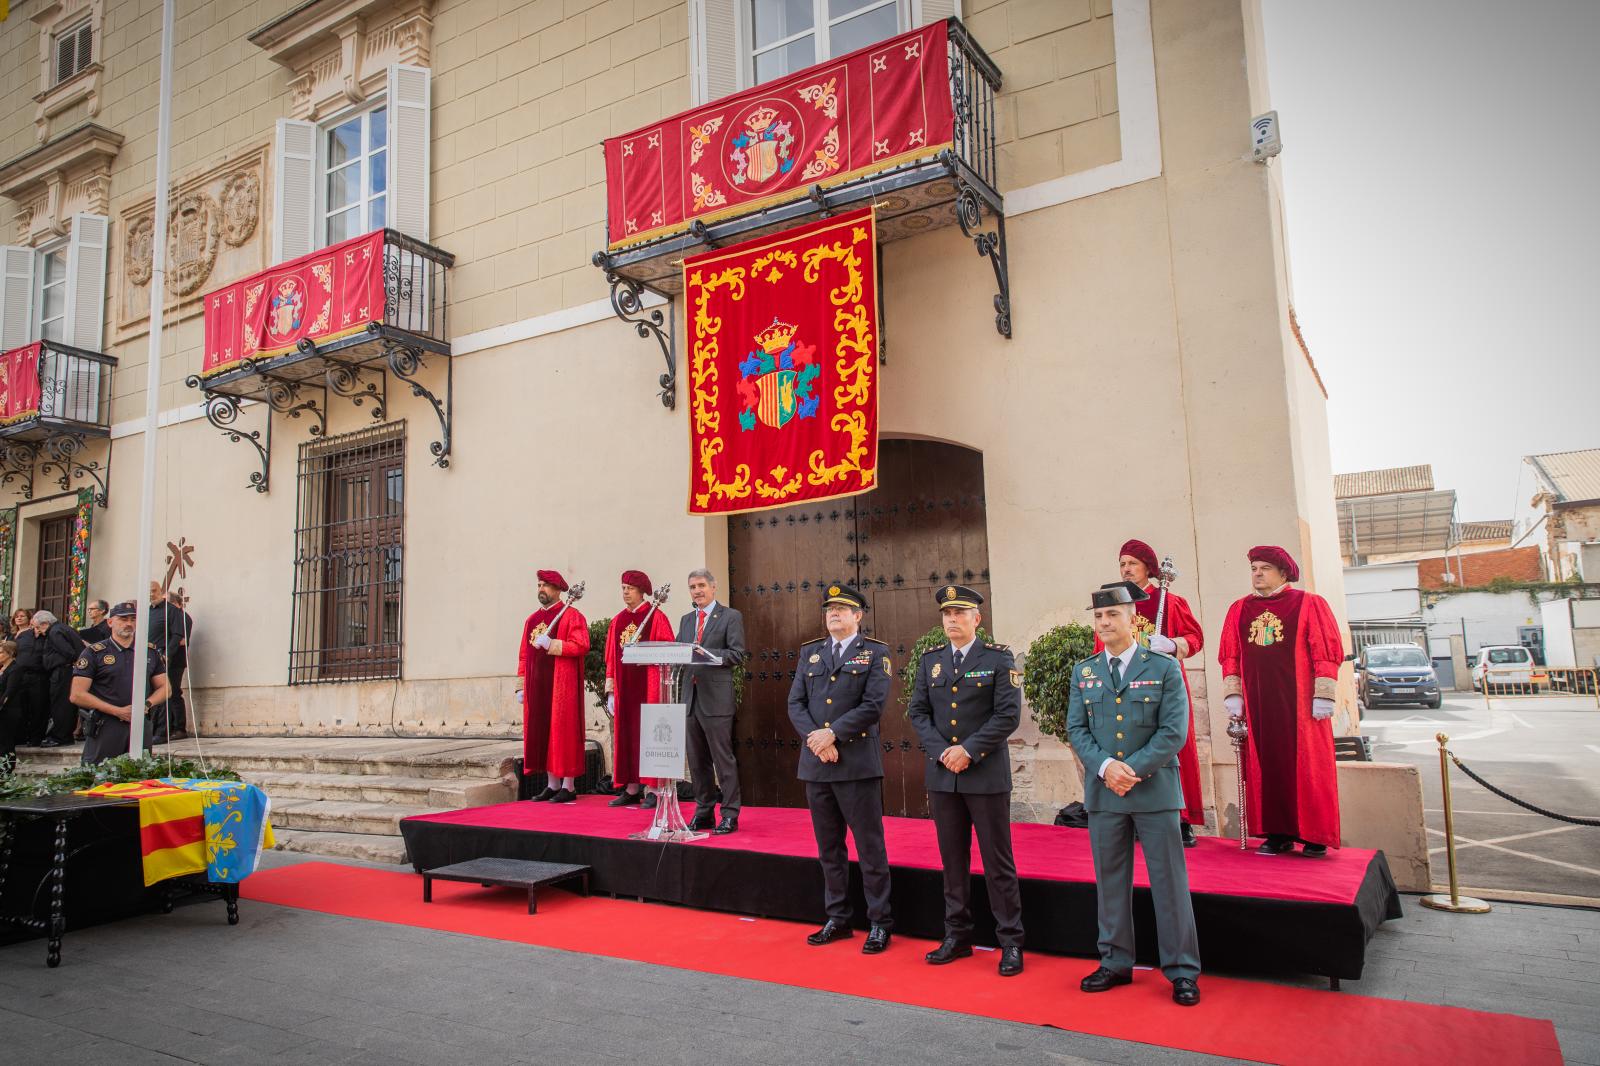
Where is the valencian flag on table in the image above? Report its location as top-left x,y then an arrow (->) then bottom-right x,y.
201,229 -> 387,377
80,780 -> 276,887
684,207 -> 879,516
0,343 -> 43,426
604,20 -> 952,248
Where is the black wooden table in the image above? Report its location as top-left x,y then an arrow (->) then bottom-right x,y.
0,794 -> 139,967
422,858 -> 591,914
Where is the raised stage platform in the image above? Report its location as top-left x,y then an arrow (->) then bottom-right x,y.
400,798 -> 1402,981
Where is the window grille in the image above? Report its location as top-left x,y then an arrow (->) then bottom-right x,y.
289,423 -> 405,684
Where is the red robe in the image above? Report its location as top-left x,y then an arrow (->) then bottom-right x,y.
604,602 -> 674,786
518,603 -> 590,779
1217,587 -> 1344,848
1094,582 -> 1206,824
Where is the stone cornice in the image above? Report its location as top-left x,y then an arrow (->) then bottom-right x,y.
0,122 -> 124,242
249,0 -> 432,120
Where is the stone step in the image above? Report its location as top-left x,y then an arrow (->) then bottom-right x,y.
11,738 -> 522,782
271,827 -> 411,865
270,798 -> 448,837
249,769 -> 512,807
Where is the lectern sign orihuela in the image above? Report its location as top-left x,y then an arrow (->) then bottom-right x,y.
638,703 -> 687,780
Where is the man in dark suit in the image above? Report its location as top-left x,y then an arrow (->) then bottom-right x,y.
907,584 -> 1024,977
1066,581 -> 1201,1007
787,583 -> 894,953
677,568 -> 747,834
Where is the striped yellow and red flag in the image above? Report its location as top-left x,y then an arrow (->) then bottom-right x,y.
81,781 -> 207,886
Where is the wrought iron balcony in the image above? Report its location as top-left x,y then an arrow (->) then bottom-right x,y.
0,339 -> 117,505
185,228 -> 455,492
592,18 -> 1007,405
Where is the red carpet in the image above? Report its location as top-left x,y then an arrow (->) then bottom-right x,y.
412,797 -> 1374,904
243,861 -> 1561,1066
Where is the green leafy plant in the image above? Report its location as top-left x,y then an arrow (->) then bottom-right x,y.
899,623 -> 992,707
585,616 -> 611,708
1023,623 -> 1097,743
0,753 -> 241,801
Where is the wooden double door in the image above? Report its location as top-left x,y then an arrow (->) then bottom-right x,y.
727,439 -> 992,818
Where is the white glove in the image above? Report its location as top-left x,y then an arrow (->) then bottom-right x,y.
1224,694 -> 1244,720
1312,697 -> 1335,721
533,633 -> 552,650
606,694 -> 615,718
1148,634 -> 1177,655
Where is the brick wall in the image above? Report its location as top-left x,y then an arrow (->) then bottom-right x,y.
1418,545 -> 1544,590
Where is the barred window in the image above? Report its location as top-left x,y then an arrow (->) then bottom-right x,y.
290,424 -> 404,684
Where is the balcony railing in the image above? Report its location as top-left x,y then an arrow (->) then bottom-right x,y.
0,339 -> 117,504
592,18 -> 1009,405
186,229 -> 455,491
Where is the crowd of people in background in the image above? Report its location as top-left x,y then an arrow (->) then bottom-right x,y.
0,584 -> 195,770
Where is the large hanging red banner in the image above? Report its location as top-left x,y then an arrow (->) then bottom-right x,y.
201,230 -> 387,377
684,207 -> 879,516
604,20 -> 951,249
0,343 -> 43,426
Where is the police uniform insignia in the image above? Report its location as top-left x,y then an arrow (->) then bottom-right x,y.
828,585 -> 841,596
882,657 -> 892,675
944,586 -> 956,600
931,662 -> 942,679
1081,665 -> 1093,677
809,653 -> 820,663
102,654 -> 116,665
75,656 -> 89,670
1009,669 -> 1022,689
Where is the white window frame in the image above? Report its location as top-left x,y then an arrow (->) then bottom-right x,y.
53,19 -> 94,87
35,240 -> 70,344
744,0 -> 909,89
316,98 -> 389,250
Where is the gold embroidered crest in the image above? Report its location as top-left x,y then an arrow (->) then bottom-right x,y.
528,622 -> 549,646
620,623 -> 639,646
1249,611 -> 1285,648
1081,665 -> 1093,677
1009,669 -> 1022,688
944,586 -> 957,600
828,585 -> 841,596
1133,613 -> 1157,645
103,654 -> 117,665
931,662 -> 942,679
809,653 -> 821,663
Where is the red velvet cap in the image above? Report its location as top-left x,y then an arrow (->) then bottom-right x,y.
1247,545 -> 1299,582
1118,539 -> 1159,578
620,570 -> 652,595
536,569 -> 568,591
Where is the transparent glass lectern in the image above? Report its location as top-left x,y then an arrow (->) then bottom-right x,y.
621,640 -> 722,842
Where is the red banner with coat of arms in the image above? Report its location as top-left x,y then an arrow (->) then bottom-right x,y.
201,230 -> 387,376
604,20 -> 951,249
684,207 -> 879,516
0,343 -> 43,426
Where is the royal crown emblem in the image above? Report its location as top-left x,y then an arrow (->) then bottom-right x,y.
267,276 -> 306,340
1249,610 -> 1285,648
737,318 -> 819,431
730,100 -> 796,187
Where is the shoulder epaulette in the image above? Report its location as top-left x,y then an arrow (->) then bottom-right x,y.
800,635 -> 827,647
985,642 -> 1009,652
861,635 -> 889,646
88,641 -> 105,652
922,643 -> 949,655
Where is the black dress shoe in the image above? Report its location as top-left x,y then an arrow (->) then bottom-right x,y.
998,947 -> 1024,977
862,925 -> 891,954
550,788 -> 577,804
1181,822 -> 1197,848
1257,835 -> 1296,855
690,809 -> 716,831
713,813 -> 739,834
529,787 -> 557,802
924,938 -> 972,965
1080,966 -> 1133,993
640,792 -> 658,809
38,738 -> 63,748
806,919 -> 853,946
1172,977 -> 1201,1006
608,791 -> 641,807
1301,843 -> 1328,858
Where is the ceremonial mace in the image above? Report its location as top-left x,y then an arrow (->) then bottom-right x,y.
608,584 -> 670,722
1228,715 -> 1249,850
1153,555 -> 1177,639
544,581 -> 586,641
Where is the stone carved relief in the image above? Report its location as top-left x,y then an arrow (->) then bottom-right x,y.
220,172 -> 260,247
118,148 -> 267,333
166,193 -> 221,297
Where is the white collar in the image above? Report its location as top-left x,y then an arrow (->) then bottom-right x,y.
1255,583 -> 1289,598
1104,642 -> 1138,673
696,600 -> 718,615
951,636 -> 977,658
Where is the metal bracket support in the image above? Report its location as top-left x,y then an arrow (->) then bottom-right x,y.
602,272 -> 676,410
325,364 -> 387,422
197,391 -> 271,493
38,433 -> 111,507
0,442 -> 38,501
954,179 -> 1012,338
263,377 -> 326,439
384,341 -> 452,467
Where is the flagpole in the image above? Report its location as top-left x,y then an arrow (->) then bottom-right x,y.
129,0 -> 176,756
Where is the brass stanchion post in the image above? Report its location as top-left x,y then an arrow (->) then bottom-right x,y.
1420,732 -> 1491,914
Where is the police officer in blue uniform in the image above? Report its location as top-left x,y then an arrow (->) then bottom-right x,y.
907,584 -> 1025,977
1067,581 -> 1201,1006
787,583 -> 895,954
71,601 -> 170,765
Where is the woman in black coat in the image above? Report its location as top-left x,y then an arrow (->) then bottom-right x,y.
0,639 -> 25,770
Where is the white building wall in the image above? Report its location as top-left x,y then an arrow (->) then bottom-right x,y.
1343,562 -> 1420,622
1423,590 -> 1549,655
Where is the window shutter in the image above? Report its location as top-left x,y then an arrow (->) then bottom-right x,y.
64,213 -> 108,351
695,0 -> 741,104
386,64 -> 431,241
913,0 -> 960,25
56,33 -> 75,84
273,118 -> 318,261
1,246 -> 34,352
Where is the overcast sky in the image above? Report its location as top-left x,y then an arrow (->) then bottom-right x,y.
1260,1 -> 1599,519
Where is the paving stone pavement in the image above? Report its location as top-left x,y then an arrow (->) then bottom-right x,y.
1,852 -> 1596,1066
